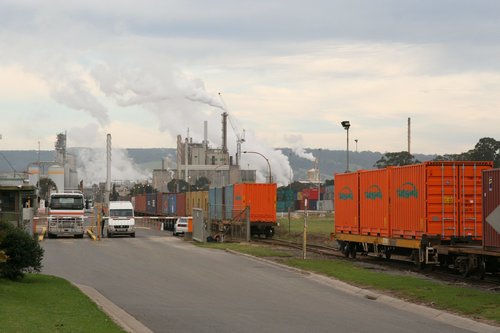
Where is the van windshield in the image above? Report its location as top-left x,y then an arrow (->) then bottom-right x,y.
109,209 -> 133,217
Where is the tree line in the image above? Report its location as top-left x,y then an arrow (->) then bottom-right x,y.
374,137 -> 499,169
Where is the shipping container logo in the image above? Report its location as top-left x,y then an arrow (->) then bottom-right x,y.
339,186 -> 354,200
397,182 -> 419,198
365,185 -> 382,200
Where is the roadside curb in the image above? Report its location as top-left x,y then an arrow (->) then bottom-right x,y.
225,249 -> 500,333
74,283 -> 154,333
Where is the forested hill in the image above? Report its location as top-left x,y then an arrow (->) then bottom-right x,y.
0,148 -> 436,181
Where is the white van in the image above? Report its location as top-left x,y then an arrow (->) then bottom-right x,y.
107,201 -> 135,238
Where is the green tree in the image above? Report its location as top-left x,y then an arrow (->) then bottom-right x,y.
466,137 -> 500,167
433,137 -> 499,167
110,184 -> 119,201
168,179 -> 189,192
374,151 -> 420,169
38,177 -> 58,201
194,176 -> 210,191
0,221 -> 44,280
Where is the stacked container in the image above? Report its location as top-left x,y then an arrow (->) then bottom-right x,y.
390,161 -> 491,240
176,192 -> 186,217
334,161 -> 493,240
334,172 -> 359,235
483,168 -> 500,252
233,183 -> 276,223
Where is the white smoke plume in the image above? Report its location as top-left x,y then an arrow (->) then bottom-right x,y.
75,148 -> 149,184
284,134 -> 316,161
88,62 -> 293,186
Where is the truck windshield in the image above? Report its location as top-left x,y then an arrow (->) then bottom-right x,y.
50,196 -> 84,210
110,209 -> 133,217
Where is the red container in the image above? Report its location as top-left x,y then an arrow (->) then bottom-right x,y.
176,192 -> 187,217
334,172 -> 359,235
156,192 -> 164,216
359,169 -> 389,237
233,183 -> 276,223
390,161 -> 492,240
483,168 -> 500,252
302,188 -> 319,200
133,194 -> 147,215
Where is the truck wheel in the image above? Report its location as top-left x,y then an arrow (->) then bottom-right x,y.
107,231 -> 111,238
131,233 -> 135,238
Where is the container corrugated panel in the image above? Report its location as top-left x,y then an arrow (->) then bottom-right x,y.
176,192 -> 186,217
308,200 -> 317,210
483,168 -> 500,252
389,164 -> 426,239
457,162 -> 492,239
167,193 -> 177,216
215,187 -> 224,220
334,172 -> 359,235
208,188 -> 217,220
303,188 -> 319,200
186,191 -> 193,216
146,192 -> 156,215
133,194 -> 146,214
424,161 -> 492,240
233,183 -> 277,223
156,192 -> 163,216
199,191 -> 209,217
224,184 -> 234,219
161,193 -> 169,215
359,169 -> 389,237
319,200 -> 333,211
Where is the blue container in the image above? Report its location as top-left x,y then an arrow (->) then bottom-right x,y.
215,187 -> 224,220
209,188 -> 217,220
224,185 -> 234,220
167,193 -> 177,216
146,192 -> 156,215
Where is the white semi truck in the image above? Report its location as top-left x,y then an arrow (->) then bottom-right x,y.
47,192 -> 86,238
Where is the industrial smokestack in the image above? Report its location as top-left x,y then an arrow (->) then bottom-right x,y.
106,133 -> 111,206
408,117 -> 411,155
204,120 -> 208,164
222,112 -> 228,154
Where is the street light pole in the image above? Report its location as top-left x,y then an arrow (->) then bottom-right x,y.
243,151 -> 272,183
341,121 -> 350,172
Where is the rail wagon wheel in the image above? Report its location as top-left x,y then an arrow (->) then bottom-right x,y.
341,242 -> 349,258
477,259 -> 486,280
348,243 -> 357,259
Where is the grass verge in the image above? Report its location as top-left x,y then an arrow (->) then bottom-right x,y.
199,242 -> 500,325
0,274 -> 126,333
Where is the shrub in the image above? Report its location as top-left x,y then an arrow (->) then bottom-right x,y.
0,221 -> 44,280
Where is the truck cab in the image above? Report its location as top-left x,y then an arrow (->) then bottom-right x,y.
107,201 -> 135,238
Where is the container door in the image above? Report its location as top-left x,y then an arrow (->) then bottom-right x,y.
459,163 -> 491,239
334,172 -> 359,235
426,163 -> 460,239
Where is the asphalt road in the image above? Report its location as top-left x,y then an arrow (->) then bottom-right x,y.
41,227 -> 483,333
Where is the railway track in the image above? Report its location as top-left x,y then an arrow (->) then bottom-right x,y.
254,238 -> 500,291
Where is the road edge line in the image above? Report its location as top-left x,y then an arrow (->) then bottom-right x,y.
74,283 -> 154,333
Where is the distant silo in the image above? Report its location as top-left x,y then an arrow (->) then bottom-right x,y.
48,164 -> 65,193
28,165 -> 40,186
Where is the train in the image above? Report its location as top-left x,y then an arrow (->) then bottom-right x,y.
132,183 -> 277,238
333,161 -> 500,278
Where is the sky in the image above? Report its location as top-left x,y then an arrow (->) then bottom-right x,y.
1,1 -> 500,183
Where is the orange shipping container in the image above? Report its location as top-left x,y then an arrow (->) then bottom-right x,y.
233,183 -> 276,223
334,172 -> 359,235
359,169 -> 389,237
390,161 -> 492,240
